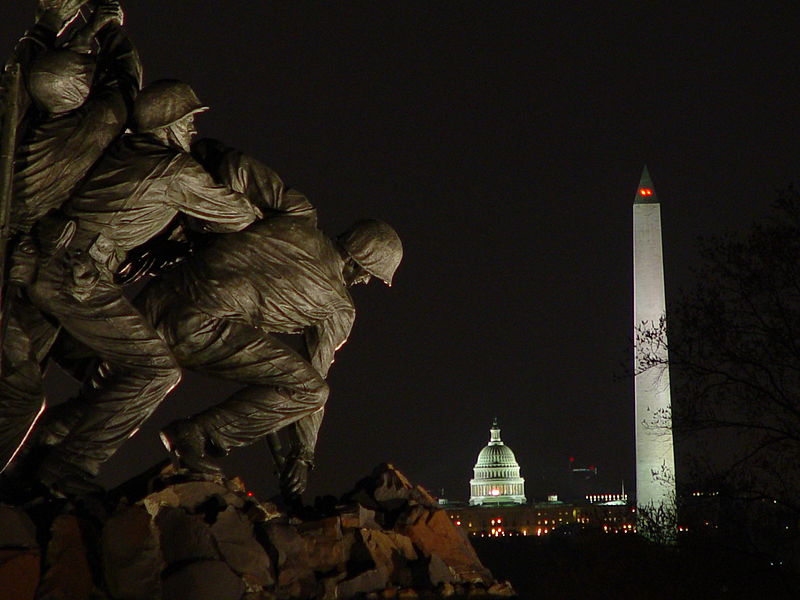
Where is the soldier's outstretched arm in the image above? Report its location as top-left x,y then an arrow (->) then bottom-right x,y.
67,0 -> 124,54
83,12 -> 142,114
192,138 -> 317,222
35,0 -> 93,36
167,154 -> 263,232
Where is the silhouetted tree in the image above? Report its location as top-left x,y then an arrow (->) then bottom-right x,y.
636,187 -> 800,585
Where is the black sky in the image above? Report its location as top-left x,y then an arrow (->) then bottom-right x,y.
2,1 -> 799,502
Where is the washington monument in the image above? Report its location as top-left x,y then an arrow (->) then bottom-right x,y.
633,167 -> 677,525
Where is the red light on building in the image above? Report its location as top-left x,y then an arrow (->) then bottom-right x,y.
639,188 -> 653,196
569,456 -> 575,462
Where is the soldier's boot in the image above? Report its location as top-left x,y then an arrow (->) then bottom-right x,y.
160,418 -> 225,477
2,399 -> 88,490
37,455 -> 105,499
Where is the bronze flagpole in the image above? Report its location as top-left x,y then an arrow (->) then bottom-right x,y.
0,63 -> 22,376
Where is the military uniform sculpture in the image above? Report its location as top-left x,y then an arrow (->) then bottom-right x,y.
0,0 -> 140,476
0,0 -> 402,501
143,140 -> 401,497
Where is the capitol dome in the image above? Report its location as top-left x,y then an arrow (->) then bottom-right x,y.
469,419 -> 526,506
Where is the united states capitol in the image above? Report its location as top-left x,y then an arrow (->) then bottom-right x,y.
439,420 -> 633,538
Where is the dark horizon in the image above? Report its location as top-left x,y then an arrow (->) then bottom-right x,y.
2,2 -> 799,502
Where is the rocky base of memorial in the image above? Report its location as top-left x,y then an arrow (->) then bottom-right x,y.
0,463 -> 515,599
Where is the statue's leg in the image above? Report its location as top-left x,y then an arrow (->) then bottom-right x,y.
0,297 -> 46,473
29,270 -> 181,486
24,331 -> 98,448
169,315 -> 327,454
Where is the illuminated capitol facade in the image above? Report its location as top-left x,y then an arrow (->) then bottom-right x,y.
469,419 -> 526,505
442,420 -> 634,537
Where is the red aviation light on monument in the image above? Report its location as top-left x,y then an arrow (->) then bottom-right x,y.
634,166 -> 659,204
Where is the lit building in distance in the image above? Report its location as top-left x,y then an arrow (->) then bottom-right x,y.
469,419 -> 526,506
633,166 -> 677,524
447,503 -> 635,538
442,421 -> 636,537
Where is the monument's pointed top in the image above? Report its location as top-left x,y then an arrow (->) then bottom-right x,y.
634,165 -> 659,204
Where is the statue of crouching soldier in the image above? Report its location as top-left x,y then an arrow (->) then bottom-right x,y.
23,81 -> 261,497
134,139 -> 403,498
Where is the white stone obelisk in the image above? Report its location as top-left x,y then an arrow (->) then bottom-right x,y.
633,166 -> 677,528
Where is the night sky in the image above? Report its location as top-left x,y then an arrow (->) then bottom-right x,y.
2,2 -> 799,502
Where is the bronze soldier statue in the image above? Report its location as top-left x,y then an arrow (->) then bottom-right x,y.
0,0 -> 141,473
134,140 -> 402,497
25,81 -> 262,496
1,3 -> 402,503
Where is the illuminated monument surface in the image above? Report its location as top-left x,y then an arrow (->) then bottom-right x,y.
469,419 -> 526,506
633,167 -> 677,516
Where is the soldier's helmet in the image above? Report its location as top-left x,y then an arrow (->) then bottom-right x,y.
133,79 -> 208,133
28,49 -> 96,114
338,220 -> 403,286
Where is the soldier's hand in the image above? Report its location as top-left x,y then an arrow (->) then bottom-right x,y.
37,0 -> 92,31
92,0 -> 124,30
